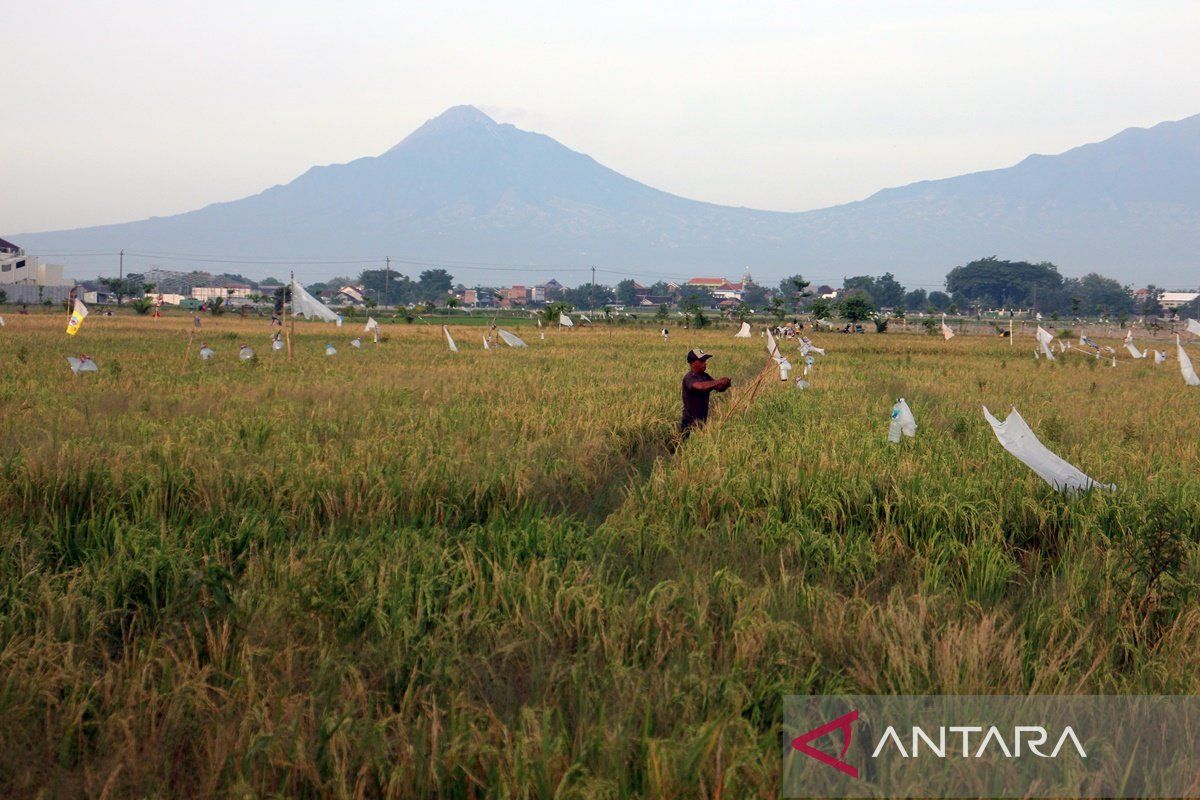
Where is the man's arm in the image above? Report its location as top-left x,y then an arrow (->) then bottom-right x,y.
690,377 -> 732,392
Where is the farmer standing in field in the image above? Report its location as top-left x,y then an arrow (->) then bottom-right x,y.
680,349 -> 731,437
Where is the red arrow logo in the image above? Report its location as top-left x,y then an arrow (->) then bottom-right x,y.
791,709 -> 859,779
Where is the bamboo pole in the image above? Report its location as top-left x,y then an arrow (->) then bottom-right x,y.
286,271 -> 294,362
180,328 -> 195,371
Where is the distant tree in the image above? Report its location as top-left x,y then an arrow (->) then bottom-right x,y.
562,283 -> 614,309
208,296 -> 226,316
615,279 -> 639,306
677,285 -> 712,309
872,272 -> 906,308
131,297 -> 155,315
838,293 -> 875,322
1140,285 -> 1164,316
778,274 -> 811,310
927,291 -> 952,312
742,283 -> 770,308
1063,273 -> 1133,317
0,289 -> 7,304
809,297 -> 833,320
99,277 -> 136,306
903,288 -> 927,310
259,277 -> 283,287
417,269 -> 454,302
769,296 -> 786,322
842,275 -> 877,304
655,303 -> 668,321
945,257 -> 1063,310
540,301 -> 570,326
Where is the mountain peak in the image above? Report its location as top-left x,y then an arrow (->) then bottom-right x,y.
387,105 -> 499,153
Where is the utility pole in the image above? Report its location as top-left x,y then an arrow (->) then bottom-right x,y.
384,256 -> 390,309
118,249 -> 124,306
591,265 -> 596,311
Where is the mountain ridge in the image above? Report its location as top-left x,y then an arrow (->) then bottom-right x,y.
11,106 -> 1200,286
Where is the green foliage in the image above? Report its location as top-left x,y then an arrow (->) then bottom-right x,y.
131,298 -> 155,315
809,297 -> 833,320
837,293 -> 875,322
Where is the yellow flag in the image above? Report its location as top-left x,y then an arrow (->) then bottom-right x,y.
66,298 -> 89,336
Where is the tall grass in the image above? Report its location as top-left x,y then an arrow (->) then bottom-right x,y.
1,314 -> 1198,797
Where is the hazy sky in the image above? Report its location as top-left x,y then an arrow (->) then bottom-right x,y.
5,0 -> 1199,235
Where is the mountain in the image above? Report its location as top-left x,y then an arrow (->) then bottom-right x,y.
11,106 -> 1200,287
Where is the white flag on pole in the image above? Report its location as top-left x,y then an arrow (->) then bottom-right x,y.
1178,335 -> 1200,386
941,316 -> 955,340
734,321 -> 751,338
443,325 -> 458,353
1153,350 -> 1166,364
1124,328 -> 1134,344
983,406 -> 1114,492
766,328 -> 781,360
364,317 -> 379,333
559,313 -> 574,327
290,279 -> 341,323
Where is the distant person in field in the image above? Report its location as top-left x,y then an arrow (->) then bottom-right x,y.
680,349 -> 731,437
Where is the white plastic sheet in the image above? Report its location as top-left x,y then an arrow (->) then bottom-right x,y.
239,345 -> 254,360
1178,336 -> 1200,386
941,319 -> 955,340
1124,342 -> 1145,359
1186,319 -> 1200,337
67,356 -> 98,373
443,325 -> 458,353
735,321 -> 751,338
559,313 -> 574,327
982,406 -> 1114,492
364,317 -> 379,333
325,344 -> 337,356
1153,350 -> 1166,364
800,337 -> 825,356
497,329 -> 527,348
482,336 -> 490,350
1036,326 -> 1056,360
291,280 -> 341,323
351,338 -> 362,348
888,399 -> 917,442
199,346 -> 215,360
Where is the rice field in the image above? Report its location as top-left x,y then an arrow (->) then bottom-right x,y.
1,312 -> 1198,798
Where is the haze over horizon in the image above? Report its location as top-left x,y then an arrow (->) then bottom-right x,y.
5,0 -> 1200,235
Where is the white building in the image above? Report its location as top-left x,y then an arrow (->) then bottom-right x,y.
0,238 -> 66,287
1160,291 -> 1199,310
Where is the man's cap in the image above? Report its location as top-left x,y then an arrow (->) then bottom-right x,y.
686,348 -> 713,363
